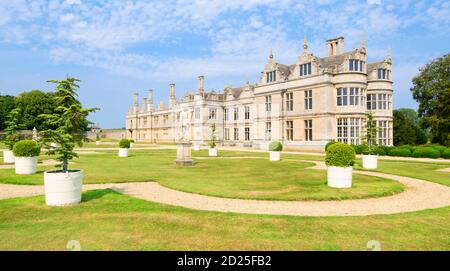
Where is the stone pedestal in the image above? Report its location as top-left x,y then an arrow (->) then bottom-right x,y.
176,142 -> 194,166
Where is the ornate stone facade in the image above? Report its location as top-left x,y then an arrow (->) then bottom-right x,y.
126,36 -> 393,150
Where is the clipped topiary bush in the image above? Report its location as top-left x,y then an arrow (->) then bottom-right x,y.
379,145 -> 394,155
388,147 -> 411,157
268,141 -> 283,152
129,139 -> 135,143
399,145 -> 415,153
325,141 -> 338,151
325,142 -> 355,167
13,140 -> 41,157
119,139 -> 131,149
412,147 -> 440,158
442,148 -> 450,159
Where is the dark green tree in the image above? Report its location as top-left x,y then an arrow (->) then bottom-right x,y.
411,54 -> 450,146
39,78 -> 98,172
14,90 -> 57,130
0,95 -> 16,130
2,108 -> 26,150
393,108 -> 427,145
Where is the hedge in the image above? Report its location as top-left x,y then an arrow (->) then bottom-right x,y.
12,140 -> 41,157
412,147 -> 441,158
442,148 -> 450,159
388,147 -> 412,157
325,143 -> 355,167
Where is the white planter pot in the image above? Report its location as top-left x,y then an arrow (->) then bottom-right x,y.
269,151 -> 280,161
193,145 -> 200,151
3,150 -> 15,164
130,143 -> 134,148
362,155 -> 378,169
15,156 -> 38,175
209,148 -> 217,157
118,148 -> 129,157
327,166 -> 353,188
44,170 -> 83,206
95,141 -> 100,145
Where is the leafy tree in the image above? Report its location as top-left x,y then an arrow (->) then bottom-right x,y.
39,78 -> 98,172
361,112 -> 378,154
14,90 -> 57,130
0,95 -> 15,130
411,54 -> 450,146
393,108 -> 427,145
2,108 -> 26,150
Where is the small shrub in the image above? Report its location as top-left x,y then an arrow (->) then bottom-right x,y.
269,141 -> 283,152
412,147 -> 440,159
12,140 -> 41,157
351,144 -> 365,155
129,139 -> 135,143
380,145 -> 394,155
442,148 -> 450,159
119,139 -> 131,149
325,143 -> 355,167
388,147 -> 411,157
325,141 -> 338,151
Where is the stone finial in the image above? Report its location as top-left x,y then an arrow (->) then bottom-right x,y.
169,83 -> 175,99
269,48 -> 273,61
386,47 -> 392,63
197,76 -> 204,94
361,32 -> 365,49
303,35 -> 308,51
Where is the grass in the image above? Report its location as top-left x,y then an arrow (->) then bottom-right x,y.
0,189 -> 449,250
354,159 -> 450,187
0,149 -> 403,201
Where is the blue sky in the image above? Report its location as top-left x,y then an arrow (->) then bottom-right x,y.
0,0 -> 449,128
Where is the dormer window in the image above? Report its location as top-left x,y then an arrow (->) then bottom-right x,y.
349,59 -> 364,72
299,63 -> 312,76
266,71 -> 276,83
377,69 -> 390,80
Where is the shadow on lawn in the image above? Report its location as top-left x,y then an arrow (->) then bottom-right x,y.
81,189 -> 118,203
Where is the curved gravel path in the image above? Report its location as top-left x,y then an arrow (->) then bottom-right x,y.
0,160 -> 449,217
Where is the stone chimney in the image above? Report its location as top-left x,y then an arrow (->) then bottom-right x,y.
133,93 -> 139,113
147,89 -> 153,112
197,76 -> 204,94
142,98 -> 148,112
169,83 -> 176,108
326,37 -> 344,56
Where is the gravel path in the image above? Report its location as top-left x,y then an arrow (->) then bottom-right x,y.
1,160 -> 449,217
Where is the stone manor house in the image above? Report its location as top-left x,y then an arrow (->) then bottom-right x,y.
126,36 -> 393,150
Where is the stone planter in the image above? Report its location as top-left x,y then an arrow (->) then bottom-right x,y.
362,155 -> 378,169
193,145 -> 200,151
44,170 -> 83,206
3,150 -> 15,164
176,142 -> 193,166
327,166 -> 352,188
269,151 -> 280,161
209,148 -> 217,157
95,141 -> 100,145
118,148 -> 129,157
15,156 -> 38,175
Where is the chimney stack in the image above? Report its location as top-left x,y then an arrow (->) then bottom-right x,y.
197,76 -> 204,94
326,37 -> 344,57
147,89 -> 153,112
133,93 -> 139,113
143,98 -> 148,112
169,83 -> 175,99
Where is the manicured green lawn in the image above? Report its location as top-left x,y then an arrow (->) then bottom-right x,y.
0,189 -> 449,250
0,149 -> 403,201
354,159 -> 450,187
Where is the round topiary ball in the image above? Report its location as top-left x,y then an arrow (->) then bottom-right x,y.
325,141 -> 338,151
268,141 -> 283,152
119,139 -> 131,149
13,140 -> 41,157
325,142 -> 356,167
